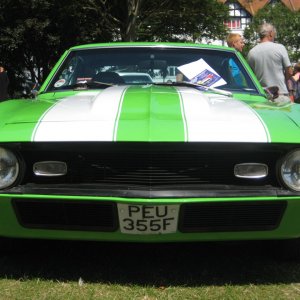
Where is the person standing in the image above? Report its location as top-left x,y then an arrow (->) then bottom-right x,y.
227,33 -> 245,53
247,23 -> 292,96
226,33 -> 246,86
0,65 -> 9,101
287,62 -> 300,103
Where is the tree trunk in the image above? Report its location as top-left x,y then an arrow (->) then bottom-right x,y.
123,0 -> 143,41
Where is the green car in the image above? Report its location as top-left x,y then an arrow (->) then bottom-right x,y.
1,42 -> 300,256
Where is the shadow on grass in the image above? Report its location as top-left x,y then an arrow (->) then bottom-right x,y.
0,239 -> 299,286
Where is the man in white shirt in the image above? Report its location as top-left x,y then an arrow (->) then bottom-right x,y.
247,23 -> 292,95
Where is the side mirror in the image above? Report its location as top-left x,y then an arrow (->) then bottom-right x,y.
31,89 -> 39,98
264,86 -> 291,103
30,83 -> 40,99
264,86 -> 279,101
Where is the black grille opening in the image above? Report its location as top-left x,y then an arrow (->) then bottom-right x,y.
13,199 -> 118,232
13,198 -> 287,234
179,201 -> 287,232
17,142 -> 284,190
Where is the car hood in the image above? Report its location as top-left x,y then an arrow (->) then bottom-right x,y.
1,85 -> 299,143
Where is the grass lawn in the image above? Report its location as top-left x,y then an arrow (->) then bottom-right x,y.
0,239 -> 300,299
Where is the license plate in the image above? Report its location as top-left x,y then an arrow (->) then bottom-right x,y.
117,204 -> 179,234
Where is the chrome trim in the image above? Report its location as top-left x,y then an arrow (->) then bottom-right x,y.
234,163 -> 268,179
33,161 -> 67,177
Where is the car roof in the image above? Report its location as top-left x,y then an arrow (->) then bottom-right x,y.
69,42 -> 234,53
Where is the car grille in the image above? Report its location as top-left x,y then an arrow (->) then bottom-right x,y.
179,201 -> 287,232
13,198 -> 286,232
13,199 -> 118,231
18,142 -> 283,189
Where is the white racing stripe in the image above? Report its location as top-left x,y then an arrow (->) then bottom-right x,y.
32,86 -> 128,141
176,87 -> 270,142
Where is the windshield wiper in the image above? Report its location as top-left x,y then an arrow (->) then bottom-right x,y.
73,80 -> 113,90
155,81 -> 233,97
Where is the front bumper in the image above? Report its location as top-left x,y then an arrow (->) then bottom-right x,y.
1,193 -> 300,242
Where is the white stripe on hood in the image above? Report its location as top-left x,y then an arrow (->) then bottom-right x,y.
32,86 -> 128,141
176,87 -> 270,142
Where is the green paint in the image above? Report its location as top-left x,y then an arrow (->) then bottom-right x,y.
0,91 -> 86,142
2,43 -> 300,244
116,86 -> 185,141
250,101 -> 300,143
0,99 -> 54,142
1,194 -> 300,241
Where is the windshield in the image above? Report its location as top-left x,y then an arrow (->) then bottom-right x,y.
45,46 -> 259,94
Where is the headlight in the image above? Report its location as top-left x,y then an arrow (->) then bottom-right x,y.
280,149 -> 300,192
0,147 -> 19,189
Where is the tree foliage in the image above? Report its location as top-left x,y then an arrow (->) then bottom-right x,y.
0,0 -> 114,95
243,2 -> 300,62
77,0 -> 229,42
0,0 -> 228,96
137,0 -> 229,42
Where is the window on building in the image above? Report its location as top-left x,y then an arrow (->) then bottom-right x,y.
224,1 -> 252,30
224,19 -> 241,29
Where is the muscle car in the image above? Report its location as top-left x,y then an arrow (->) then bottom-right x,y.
0,42 -> 299,258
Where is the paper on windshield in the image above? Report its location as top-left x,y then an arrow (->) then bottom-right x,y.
178,58 -> 226,88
